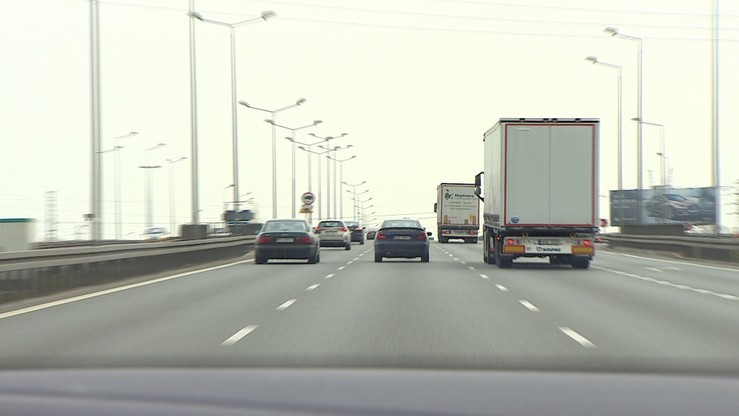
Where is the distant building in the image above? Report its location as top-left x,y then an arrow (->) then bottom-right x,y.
0,218 -> 34,252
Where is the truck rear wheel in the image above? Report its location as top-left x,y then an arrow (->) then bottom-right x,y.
572,258 -> 590,269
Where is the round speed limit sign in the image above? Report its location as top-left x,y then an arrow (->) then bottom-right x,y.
301,192 -> 316,205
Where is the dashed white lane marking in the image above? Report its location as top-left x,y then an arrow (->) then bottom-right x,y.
645,267 -> 663,272
665,266 -> 681,271
221,325 -> 258,346
325,273 -> 335,279
518,300 -> 540,312
306,284 -> 320,291
495,284 -> 508,292
480,274 -> 489,280
338,266 -> 346,271
0,259 -> 251,321
347,261 -> 354,265
353,257 -> 360,261
276,299 -> 297,310
453,258 -> 460,261
559,327 -> 596,348
448,254 -> 454,257
593,265 -> 738,302
468,266 -> 476,271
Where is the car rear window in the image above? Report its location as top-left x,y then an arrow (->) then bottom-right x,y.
263,221 -> 308,232
383,220 -> 420,228
318,221 -> 342,228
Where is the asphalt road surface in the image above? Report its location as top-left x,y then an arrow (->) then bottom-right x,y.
1,242 -> 737,372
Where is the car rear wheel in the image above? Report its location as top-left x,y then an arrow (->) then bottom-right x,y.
308,252 -> 318,264
255,255 -> 267,264
421,253 -> 429,262
345,242 -> 352,250
374,253 -> 382,262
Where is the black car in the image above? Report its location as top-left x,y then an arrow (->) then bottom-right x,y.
254,219 -> 319,264
365,228 -> 377,240
374,219 -> 431,262
345,221 -> 365,244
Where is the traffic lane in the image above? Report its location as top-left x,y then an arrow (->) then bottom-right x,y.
432,242 -> 739,366
225,244 -> 604,369
0,246 -> 361,364
482,259 -> 739,364
595,248 -> 739,297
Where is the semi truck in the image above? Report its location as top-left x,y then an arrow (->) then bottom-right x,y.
434,183 -> 480,243
475,118 -> 599,269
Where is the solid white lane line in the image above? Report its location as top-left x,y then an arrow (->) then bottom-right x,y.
221,325 -> 258,346
645,267 -> 663,272
559,327 -> 596,348
518,300 -> 540,312
306,284 -> 320,291
338,266 -> 346,271
324,273 -> 335,279
606,251 -> 739,272
495,284 -> 508,292
0,259 -> 251,321
665,266 -> 681,271
592,265 -> 739,302
276,299 -> 297,310
480,274 -> 489,279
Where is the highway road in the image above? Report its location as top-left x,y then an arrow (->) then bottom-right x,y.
0,242 -> 738,372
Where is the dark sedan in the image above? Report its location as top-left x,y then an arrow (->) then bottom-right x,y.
374,219 -> 431,262
345,221 -> 365,244
255,219 -> 319,264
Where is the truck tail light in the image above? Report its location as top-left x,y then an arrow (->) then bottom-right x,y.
507,239 -> 515,245
582,239 -> 592,246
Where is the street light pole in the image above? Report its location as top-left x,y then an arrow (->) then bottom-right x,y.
112,132 -> 139,239
344,181 -> 367,221
89,0 -> 102,241
606,27 -> 643,221
328,155 -> 356,220
187,0 -> 200,225
239,98 -> 307,218
189,11 -> 275,214
140,143 -> 166,229
266,119 -> 322,217
310,132 -> 348,218
585,56 -> 622,191
166,157 -> 188,236
632,118 -> 665,187
298,145 -> 331,222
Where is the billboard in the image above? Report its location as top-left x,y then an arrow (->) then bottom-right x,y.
610,187 -> 717,226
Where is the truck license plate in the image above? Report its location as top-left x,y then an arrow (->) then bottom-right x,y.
537,239 -> 560,245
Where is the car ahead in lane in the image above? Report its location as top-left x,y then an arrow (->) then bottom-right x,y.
314,219 -> 351,250
254,219 -> 319,264
374,218 -> 431,262
345,221 -> 365,244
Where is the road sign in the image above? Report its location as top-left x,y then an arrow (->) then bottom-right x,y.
300,205 -> 313,214
301,192 -> 315,205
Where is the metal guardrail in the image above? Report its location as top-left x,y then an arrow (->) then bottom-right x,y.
0,236 -> 255,304
607,234 -> 739,264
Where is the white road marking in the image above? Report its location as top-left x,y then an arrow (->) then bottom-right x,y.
353,257 -> 360,261
518,300 -> 540,312
480,274 -> 489,279
324,273 -> 335,279
559,327 -> 596,348
221,325 -> 258,346
495,284 -> 508,292
448,254 -> 454,257
665,266 -> 681,271
645,267 -> 663,272
468,266 -> 475,271
276,299 -> 297,310
0,259 -> 251,321
593,265 -> 739,303
460,261 -> 467,265
453,258 -> 460,261
306,284 -> 320,291
604,251 -> 739,273
347,261 -> 354,265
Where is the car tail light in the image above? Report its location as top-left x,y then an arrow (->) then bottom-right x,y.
340,227 -> 348,232
295,236 -> 312,244
314,227 -> 322,234
377,232 -> 386,240
257,235 -> 273,244
417,232 -> 427,241
356,227 -> 363,231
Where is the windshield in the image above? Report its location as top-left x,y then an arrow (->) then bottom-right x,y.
1,0 -> 739,378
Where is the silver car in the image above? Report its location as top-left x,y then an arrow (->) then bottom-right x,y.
314,219 -> 351,250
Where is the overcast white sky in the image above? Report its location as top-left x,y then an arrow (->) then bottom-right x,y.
2,0 -> 738,239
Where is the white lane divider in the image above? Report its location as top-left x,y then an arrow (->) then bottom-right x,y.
347,261 -> 354,265
468,266 -> 475,271
645,267 -> 663,272
495,284 -> 508,292
353,257 -> 360,261
325,273 -> 335,279
559,327 -> 596,348
453,258 -> 460,261
480,274 -> 489,280
518,300 -> 540,312
221,325 -> 258,346
276,299 -> 297,310
460,261 -> 467,265
448,254 -> 454,257
0,259 -> 251,321
593,265 -> 739,302
306,284 -> 320,291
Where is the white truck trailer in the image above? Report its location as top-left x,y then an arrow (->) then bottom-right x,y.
475,118 -> 599,269
434,183 -> 480,243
